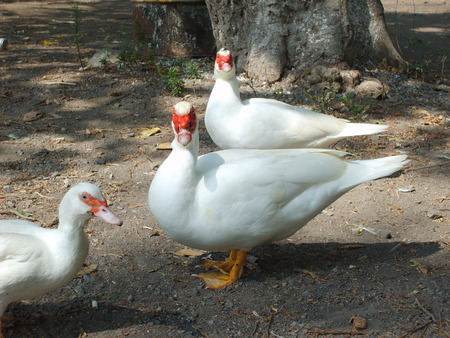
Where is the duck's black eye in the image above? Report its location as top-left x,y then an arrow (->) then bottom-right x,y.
81,193 -> 88,200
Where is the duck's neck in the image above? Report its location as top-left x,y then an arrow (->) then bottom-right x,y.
149,132 -> 199,235
166,131 -> 199,181
46,203 -> 90,284
211,69 -> 242,106
58,209 -> 90,233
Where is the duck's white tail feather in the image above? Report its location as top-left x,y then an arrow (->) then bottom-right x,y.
350,155 -> 409,186
339,122 -> 388,137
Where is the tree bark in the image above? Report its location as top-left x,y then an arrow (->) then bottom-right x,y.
132,0 -> 215,58
205,0 -> 404,82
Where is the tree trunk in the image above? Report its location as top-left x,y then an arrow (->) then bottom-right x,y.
205,0 -> 404,82
132,0 -> 215,58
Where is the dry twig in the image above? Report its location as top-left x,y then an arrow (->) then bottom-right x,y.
414,297 -> 437,322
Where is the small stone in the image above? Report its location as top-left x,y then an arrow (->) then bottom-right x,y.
3,185 -> 14,193
427,208 -> 443,220
6,200 -> 16,208
340,69 -> 361,88
322,67 -> 341,82
0,38 -> 8,50
63,178 -> 71,187
82,274 -> 91,283
74,285 -> 84,294
50,172 -> 60,179
96,158 -> 106,165
355,80 -> 386,99
349,315 -> 367,329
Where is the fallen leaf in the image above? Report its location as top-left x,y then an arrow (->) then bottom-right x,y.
157,142 -> 172,150
174,248 -> 205,257
43,40 -> 59,45
17,208 -> 32,217
23,111 -> 44,122
76,264 -> 98,277
194,273 -> 228,289
139,127 -> 161,138
410,259 -> 429,275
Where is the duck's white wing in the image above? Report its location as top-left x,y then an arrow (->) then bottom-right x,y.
199,149 -> 346,190
239,98 -> 348,148
186,150 -> 350,251
0,231 -> 52,306
0,231 -> 45,263
239,98 -> 387,148
0,220 -> 46,263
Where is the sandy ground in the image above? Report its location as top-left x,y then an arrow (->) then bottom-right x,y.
0,1 -> 449,337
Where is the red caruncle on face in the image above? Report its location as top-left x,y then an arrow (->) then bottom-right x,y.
79,192 -> 108,213
172,108 -> 197,134
216,51 -> 233,70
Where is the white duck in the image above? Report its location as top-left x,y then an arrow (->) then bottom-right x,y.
205,48 -> 388,149
0,182 -> 122,336
149,102 -> 408,289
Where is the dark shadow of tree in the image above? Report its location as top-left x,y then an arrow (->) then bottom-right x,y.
384,11 -> 449,76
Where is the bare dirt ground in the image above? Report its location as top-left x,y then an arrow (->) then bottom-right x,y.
0,1 -> 449,337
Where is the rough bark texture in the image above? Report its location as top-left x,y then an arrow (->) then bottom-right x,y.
132,1 -> 215,58
205,0 -> 404,82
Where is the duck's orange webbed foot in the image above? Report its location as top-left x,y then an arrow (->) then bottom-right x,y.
195,249 -> 248,289
199,250 -> 238,273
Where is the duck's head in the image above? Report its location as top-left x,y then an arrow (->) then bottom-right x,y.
60,183 -> 123,226
172,101 -> 197,147
215,48 -> 235,79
